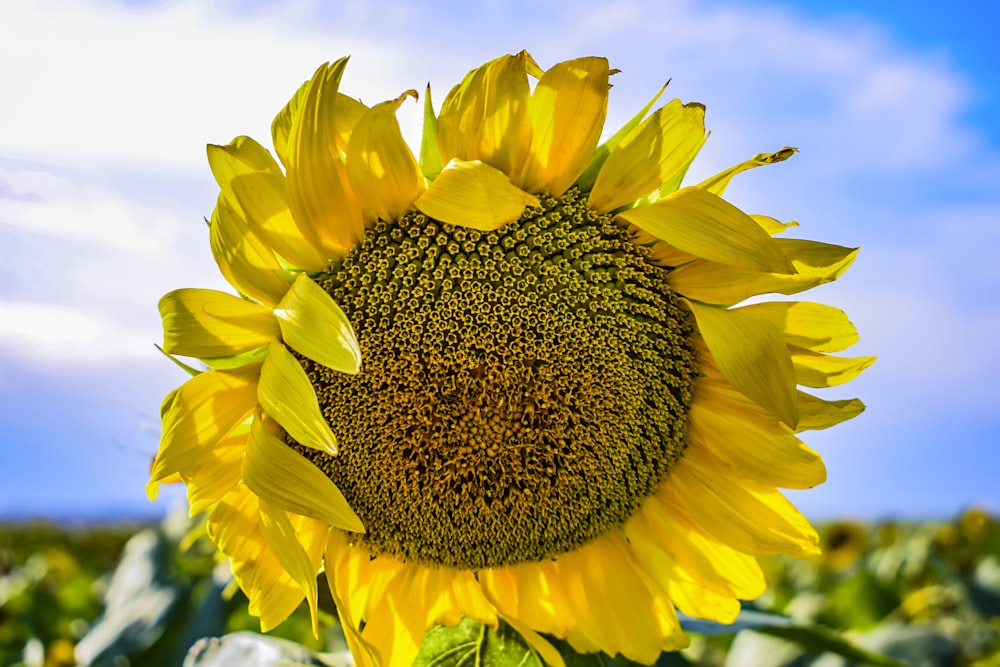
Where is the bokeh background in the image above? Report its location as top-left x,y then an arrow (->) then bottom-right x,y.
1,0 -> 998,523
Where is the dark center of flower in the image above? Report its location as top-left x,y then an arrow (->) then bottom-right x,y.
291,189 -> 699,569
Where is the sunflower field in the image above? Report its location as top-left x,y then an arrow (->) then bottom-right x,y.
2,507 -> 997,666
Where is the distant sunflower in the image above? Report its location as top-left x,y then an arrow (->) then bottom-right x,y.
148,53 -> 872,665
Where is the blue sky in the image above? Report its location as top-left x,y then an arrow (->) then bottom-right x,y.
1,0 -> 997,521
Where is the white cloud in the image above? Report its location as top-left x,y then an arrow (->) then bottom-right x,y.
0,173 -> 180,255
0,163 -> 226,366
0,0 -> 411,168
537,0 -> 977,177
0,301 -> 152,362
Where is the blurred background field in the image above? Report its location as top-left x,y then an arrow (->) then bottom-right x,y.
3,508 -> 998,666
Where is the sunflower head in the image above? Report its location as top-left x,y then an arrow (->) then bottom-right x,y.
150,52 -> 872,666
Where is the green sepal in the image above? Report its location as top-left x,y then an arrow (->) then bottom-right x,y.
154,344 -> 203,377
420,83 -> 443,182
200,345 -> 270,370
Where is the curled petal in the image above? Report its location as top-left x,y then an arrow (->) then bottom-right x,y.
698,147 -> 798,196
517,56 -> 610,195
346,91 -> 424,223
258,498 -> 323,635
576,80 -> 670,193
208,486 -> 305,631
437,51 -> 539,176
286,59 -> 365,259
796,392 -> 866,431
790,346 -> 876,388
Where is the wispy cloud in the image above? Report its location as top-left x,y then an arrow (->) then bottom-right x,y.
0,301 -> 151,362
0,0 -> 410,168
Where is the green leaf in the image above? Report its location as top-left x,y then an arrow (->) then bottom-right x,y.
826,568 -> 900,630
414,618 -> 543,667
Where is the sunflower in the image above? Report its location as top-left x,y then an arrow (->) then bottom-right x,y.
148,52 -> 872,666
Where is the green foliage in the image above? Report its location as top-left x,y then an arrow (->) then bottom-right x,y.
415,618 -> 543,667
2,509 -> 999,666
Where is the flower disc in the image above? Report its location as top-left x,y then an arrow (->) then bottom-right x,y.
294,189 -> 699,568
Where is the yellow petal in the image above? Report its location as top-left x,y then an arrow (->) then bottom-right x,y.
358,592 -> 422,667
207,136 -> 277,201
436,51 -> 538,176
271,78 -> 309,169
576,80 -> 670,193
258,498 -> 322,636
517,56 -> 610,195
666,574 -> 741,624
346,91 -> 424,223
665,448 -> 821,558
738,301 -> 859,352
324,534 -> 381,667
185,427 -> 246,515
669,240 -> 859,305
557,532 -> 687,660
273,78 -> 367,169
617,187 -> 795,273
361,561 -> 498,666
588,99 -> 706,213
148,365 -> 260,497
796,392 -> 866,431
209,138 -> 329,272
210,198 -> 294,307
697,147 -> 798,196
646,240 -> 699,268
286,59 -> 366,259
208,486 -> 305,632
687,300 -> 798,427
790,346 -> 876,387
159,288 -> 278,359
414,158 -> 539,230
479,561 -> 574,638
751,214 -> 799,236
257,340 -> 338,455
689,390 -> 826,489
243,416 -> 364,532
502,616 -> 566,667
627,492 -> 766,600
654,131 -> 710,198
273,273 -> 361,374
230,170 -> 329,272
